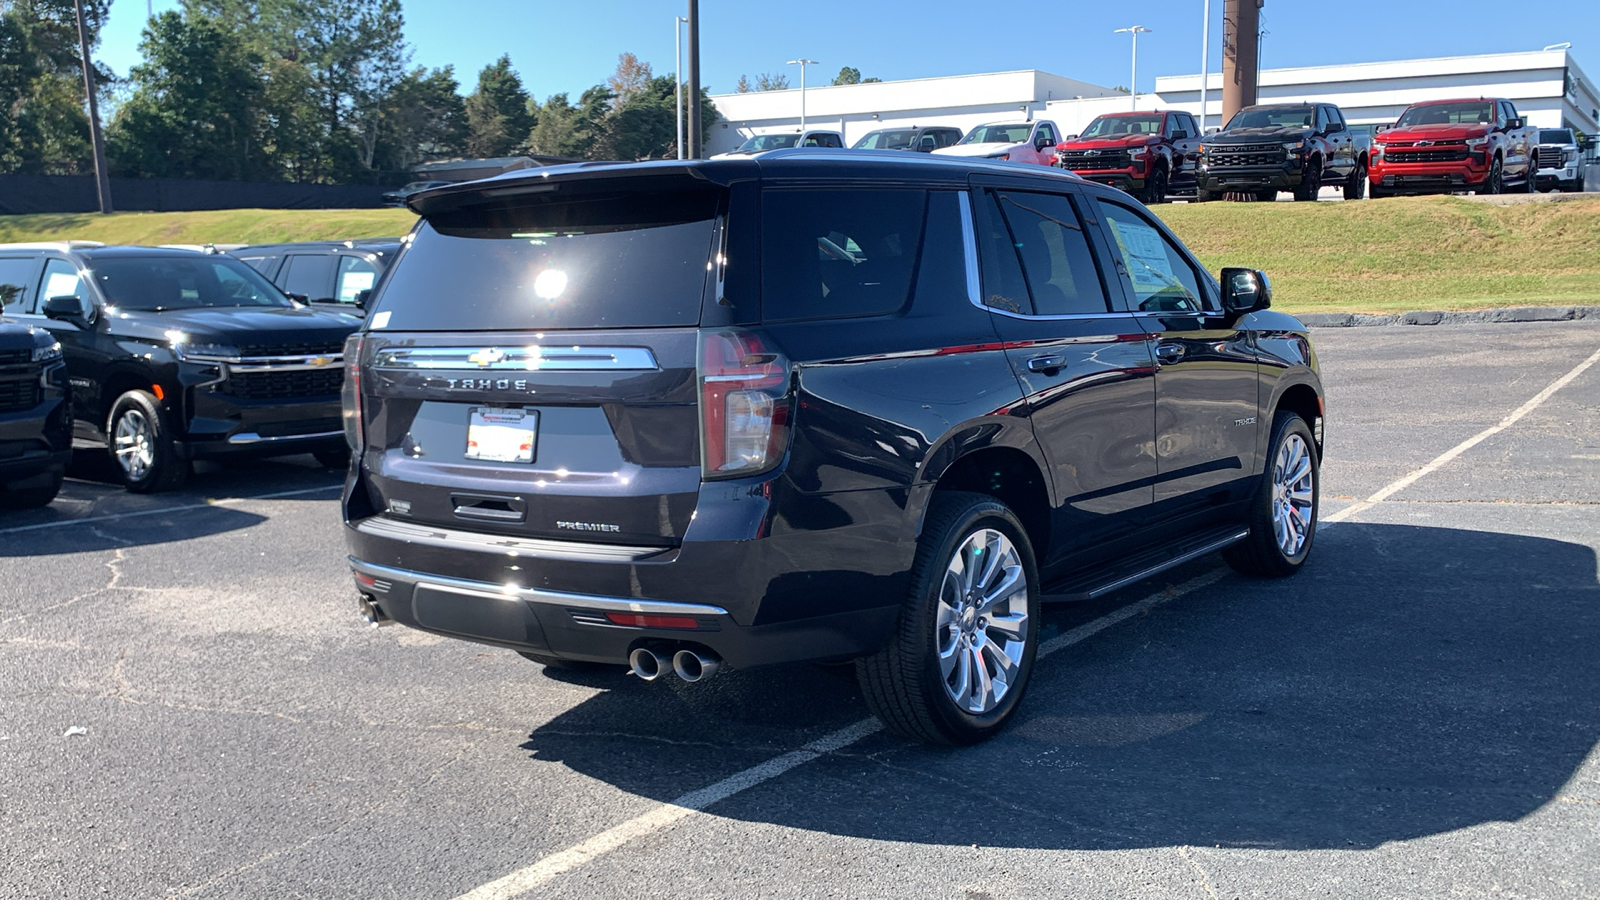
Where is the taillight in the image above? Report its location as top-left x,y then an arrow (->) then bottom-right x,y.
342,333 -> 366,451
698,329 -> 791,480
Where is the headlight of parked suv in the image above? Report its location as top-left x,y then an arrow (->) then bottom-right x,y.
1283,141 -> 1306,159
169,334 -> 243,362
1564,149 -> 1580,164
32,340 -> 62,363
1465,136 -> 1490,148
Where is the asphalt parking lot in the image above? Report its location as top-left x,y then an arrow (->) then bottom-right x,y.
3,320 -> 1597,899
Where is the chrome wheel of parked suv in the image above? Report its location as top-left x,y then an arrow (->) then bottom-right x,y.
858,493 -> 1040,745
109,390 -> 189,493
1224,413 -> 1319,577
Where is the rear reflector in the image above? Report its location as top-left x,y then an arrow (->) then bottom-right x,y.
604,612 -> 700,630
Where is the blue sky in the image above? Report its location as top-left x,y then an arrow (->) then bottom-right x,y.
98,1 -> 1592,100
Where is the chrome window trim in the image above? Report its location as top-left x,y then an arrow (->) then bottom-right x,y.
349,557 -> 727,617
959,189 -> 1142,324
372,346 -> 660,372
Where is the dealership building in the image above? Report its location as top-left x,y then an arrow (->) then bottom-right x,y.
707,48 -> 1599,153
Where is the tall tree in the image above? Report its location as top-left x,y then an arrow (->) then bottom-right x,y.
464,54 -> 533,158
0,0 -> 110,175
735,74 -> 751,93
107,10 -> 269,180
606,52 -> 650,106
832,66 -> 860,86
373,65 -> 465,171
754,72 -> 788,91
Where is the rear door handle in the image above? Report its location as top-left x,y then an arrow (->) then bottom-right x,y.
1027,355 -> 1066,373
1154,343 -> 1185,364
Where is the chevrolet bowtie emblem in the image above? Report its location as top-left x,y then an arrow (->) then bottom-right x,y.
309,356 -> 333,367
1416,140 -> 1434,147
468,348 -> 506,368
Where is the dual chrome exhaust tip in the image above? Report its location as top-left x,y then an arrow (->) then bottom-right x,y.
629,647 -> 722,683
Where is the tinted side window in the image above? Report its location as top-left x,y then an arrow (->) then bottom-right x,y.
336,256 -> 379,304
760,188 -> 926,322
993,191 -> 1110,316
235,254 -> 276,275
280,254 -> 335,300
972,190 -> 1032,315
0,257 -> 34,313
1095,200 -> 1206,313
37,259 -> 82,313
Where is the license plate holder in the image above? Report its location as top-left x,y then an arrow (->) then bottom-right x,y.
466,407 -> 538,463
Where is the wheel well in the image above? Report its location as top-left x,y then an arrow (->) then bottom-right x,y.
1276,384 -> 1323,453
931,448 -> 1050,556
98,371 -> 155,429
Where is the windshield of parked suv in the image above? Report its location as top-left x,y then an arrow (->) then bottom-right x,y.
735,134 -> 800,152
90,256 -> 292,311
852,130 -> 918,150
960,124 -> 1032,144
369,188 -> 718,331
1079,115 -> 1165,138
1540,129 -> 1575,144
1395,102 -> 1496,128
1224,106 -> 1316,130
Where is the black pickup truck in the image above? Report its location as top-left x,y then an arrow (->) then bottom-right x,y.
1197,103 -> 1371,202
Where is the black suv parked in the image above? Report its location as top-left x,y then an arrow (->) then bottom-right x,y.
342,152 -> 1324,744
232,240 -> 402,317
0,243 -> 360,492
0,306 -> 70,508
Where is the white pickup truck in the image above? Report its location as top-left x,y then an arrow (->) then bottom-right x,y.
932,120 -> 1062,166
1534,128 -> 1586,192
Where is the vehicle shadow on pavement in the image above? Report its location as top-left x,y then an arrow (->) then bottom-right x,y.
519,522 -> 1600,850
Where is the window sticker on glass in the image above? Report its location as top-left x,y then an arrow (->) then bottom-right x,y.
44,271 -> 81,299
338,271 -> 376,303
1107,219 -> 1178,291
466,407 -> 538,463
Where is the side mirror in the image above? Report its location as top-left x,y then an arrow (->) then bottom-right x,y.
1325,121 -> 1346,134
1507,117 -> 1524,130
355,289 -> 372,310
43,294 -> 92,327
1171,130 -> 1190,140
1220,267 -> 1271,315
286,292 -> 309,303
1375,124 -> 1392,134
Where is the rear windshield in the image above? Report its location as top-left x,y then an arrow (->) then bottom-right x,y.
90,256 -> 291,311
369,189 -> 718,331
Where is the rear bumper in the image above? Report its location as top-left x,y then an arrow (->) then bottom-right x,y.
342,473 -> 917,668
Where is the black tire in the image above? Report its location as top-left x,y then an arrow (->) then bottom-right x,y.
1,469 -> 64,509
313,447 -> 351,469
1478,156 -> 1503,195
1143,165 -> 1169,205
1344,161 -> 1368,200
1195,187 -> 1218,203
517,651 -> 615,672
1255,189 -> 1277,202
1370,183 -> 1391,199
1223,413 -> 1320,578
1293,160 -> 1322,201
107,390 -> 189,493
856,491 -> 1040,745
1522,156 -> 1538,193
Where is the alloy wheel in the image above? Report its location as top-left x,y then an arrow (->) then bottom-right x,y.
935,528 -> 1030,714
114,409 -> 155,482
1270,433 -> 1315,558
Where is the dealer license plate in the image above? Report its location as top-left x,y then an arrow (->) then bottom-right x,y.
465,408 -> 538,463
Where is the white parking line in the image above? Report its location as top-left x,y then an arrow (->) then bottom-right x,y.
1324,344 -> 1600,524
0,484 -> 342,535
453,568 -> 1228,900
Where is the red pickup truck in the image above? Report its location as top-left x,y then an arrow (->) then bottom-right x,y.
1052,110 -> 1201,203
1370,98 -> 1537,197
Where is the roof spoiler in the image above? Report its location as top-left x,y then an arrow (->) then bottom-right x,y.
407,161 -> 744,217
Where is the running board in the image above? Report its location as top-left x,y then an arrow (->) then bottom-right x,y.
1040,528 -> 1248,602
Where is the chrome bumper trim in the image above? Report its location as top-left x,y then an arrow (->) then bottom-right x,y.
227,429 -> 343,445
347,557 -> 729,618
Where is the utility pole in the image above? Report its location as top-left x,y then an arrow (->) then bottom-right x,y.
686,0 -> 701,158
1222,0 -> 1262,125
675,16 -> 686,159
787,58 -> 818,131
1114,26 -> 1151,112
74,0 -> 112,214
1199,0 -> 1211,131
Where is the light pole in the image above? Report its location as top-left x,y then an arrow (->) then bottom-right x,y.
1114,25 -> 1152,112
1199,1 -> 1211,131
74,0 -> 111,214
787,58 -> 819,132
675,16 -> 686,159
686,0 -> 701,158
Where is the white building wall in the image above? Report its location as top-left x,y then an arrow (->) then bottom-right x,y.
707,70 -> 1119,154
1156,50 -> 1600,134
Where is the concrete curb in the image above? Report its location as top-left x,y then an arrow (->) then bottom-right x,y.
1298,306 -> 1600,327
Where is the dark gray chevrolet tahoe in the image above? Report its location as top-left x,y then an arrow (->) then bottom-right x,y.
342,151 -> 1325,744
